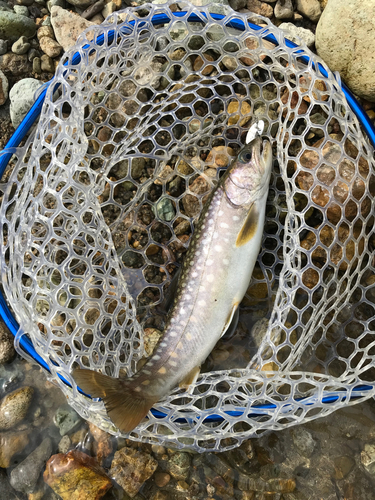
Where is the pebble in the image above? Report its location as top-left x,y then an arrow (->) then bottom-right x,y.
361,443 -> 375,475
0,429 -> 30,467
110,446 -> 158,497
40,53 -> 54,72
81,0 -> 105,19
9,77 -> 43,128
279,22 -> 315,49
0,469 -> 19,500
15,0 -> 34,5
13,5 -> 29,16
28,5 -> 42,17
0,38 -> 6,54
53,405 -> 83,436
66,0 -> 95,7
102,0 -> 117,17
166,452 -> 191,480
296,0 -> 321,21
316,0 -> 375,101
292,427 -> 316,457
154,197 -> 175,222
41,15 -> 51,25
0,52 -> 31,75
0,363 -> 24,395
154,472 -> 171,487
33,56 -> 41,73
39,36 -> 62,57
37,24 -> 54,38
58,435 -> 71,454
274,0 -> 293,18
229,0 -> 247,9
88,422 -> 113,465
47,0 -> 65,10
10,437 -> 53,494
0,321 -> 14,362
51,5 -> 96,51
0,386 -> 34,430
0,1 -> 12,11
28,47 -> 39,60
247,0 -> 273,17
0,11 -> 36,40
44,450 -> 112,500
12,35 -> 30,54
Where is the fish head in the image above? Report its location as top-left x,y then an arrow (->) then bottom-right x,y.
224,137 -> 273,207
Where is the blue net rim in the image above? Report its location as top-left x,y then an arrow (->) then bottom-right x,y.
0,10 -> 374,424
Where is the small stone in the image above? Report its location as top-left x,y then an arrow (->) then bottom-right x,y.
66,0 -> 95,7
54,405 -> 83,436
296,0 -> 321,22
81,0 -> 105,19
89,12 -> 103,23
229,0 -> 247,9
14,5 -> 29,16
0,469 -> 20,500
51,6 -> 95,51
176,480 -> 189,491
28,5 -> 42,17
58,435 -> 71,454
39,36 -> 62,57
10,438 -> 53,494
0,429 -> 30,467
154,472 -> 171,488
9,77 -> 43,128
40,53 -> 54,72
0,38 -> 7,54
247,0 -> 273,17
12,35 -> 30,54
15,0 -> 34,5
0,321 -> 14,361
154,197 -> 175,222
0,11 -> 36,40
274,0 -> 293,18
0,386 -> 34,430
361,443 -> 375,475
334,456 -> 355,479
227,100 -> 252,126
292,427 -> 316,457
28,47 -> 39,60
88,422 -> 113,465
0,1 -> 12,11
33,56 -> 41,73
110,446 -> 158,498
44,450 -> 112,500
37,24 -> 54,38
206,145 -> 235,168
47,0 -> 64,10
101,0 -> 116,17
143,328 -> 162,357
41,15 -> 51,25
166,452 -> 191,480
279,22 -> 315,49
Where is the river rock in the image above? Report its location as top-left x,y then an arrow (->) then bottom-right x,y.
0,53 -> 31,75
33,56 -> 41,73
295,0 -> 321,21
88,422 -> 113,465
12,35 -> 30,54
40,53 -> 54,72
361,443 -> 375,475
274,0 -> 293,18
66,0 -> 95,7
39,36 -> 62,57
0,11 -> 36,40
110,446 -> 158,497
0,386 -> 34,430
316,0 -> 375,101
0,470 -> 20,500
279,22 -> 315,49
14,5 -> 29,15
54,405 -> 83,435
50,5 -> 96,51
0,1 -> 12,11
292,427 -> 316,457
247,0 -> 273,17
0,38 -> 6,54
166,452 -> 191,480
0,429 -> 30,467
44,450 -> 112,500
10,437 -> 53,494
9,77 -> 43,128
0,320 -> 14,361
81,0 -> 105,19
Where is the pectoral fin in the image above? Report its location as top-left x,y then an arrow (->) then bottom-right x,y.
179,365 -> 201,392
221,304 -> 239,339
236,202 -> 258,247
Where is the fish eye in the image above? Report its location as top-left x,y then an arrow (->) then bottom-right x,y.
239,150 -> 252,163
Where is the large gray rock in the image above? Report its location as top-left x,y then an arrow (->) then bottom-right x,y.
10,438 -> 52,494
9,78 -> 43,128
316,0 -> 375,101
0,11 -> 36,41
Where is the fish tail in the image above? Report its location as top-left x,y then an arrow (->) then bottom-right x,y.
72,368 -> 156,432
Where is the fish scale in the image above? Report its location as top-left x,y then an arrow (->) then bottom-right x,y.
73,136 -> 273,432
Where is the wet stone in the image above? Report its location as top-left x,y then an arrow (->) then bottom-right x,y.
12,35 -> 30,54
154,472 -> 171,487
40,53 -> 54,72
0,386 -> 34,430
44,450 -> 112,500
14,5 -> 29,15
0,469 -> 20,500
33,56 -> 41,73
334,455 -> 355,479
154,197 -> 175,222
0,38 -> 6,54
292,427 -> 316,457
0,322 -> 15,363
0,429 -> 30,467
361,443 -> 375,475
110,446 -> 158,497
54,405 -> 83,436
58,435 -> 71,454
166,451 -> 191,480
0,362 -> 24,395
10,437 -> 53,494
88,422 -> 113,465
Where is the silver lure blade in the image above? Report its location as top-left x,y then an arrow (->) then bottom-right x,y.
246,120 -> 265,144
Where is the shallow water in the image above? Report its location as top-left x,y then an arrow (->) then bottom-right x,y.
2,354 -> 375,499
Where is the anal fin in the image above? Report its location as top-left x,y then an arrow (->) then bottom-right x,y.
179,365 -> 201,394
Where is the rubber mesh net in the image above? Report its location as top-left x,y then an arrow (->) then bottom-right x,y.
0,1 -> 375,452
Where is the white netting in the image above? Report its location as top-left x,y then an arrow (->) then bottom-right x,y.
1,1 -> 375,452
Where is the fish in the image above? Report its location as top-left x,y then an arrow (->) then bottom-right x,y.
72,134 -> 273,432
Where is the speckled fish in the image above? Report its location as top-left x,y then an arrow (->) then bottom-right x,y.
73,135 -> 273,432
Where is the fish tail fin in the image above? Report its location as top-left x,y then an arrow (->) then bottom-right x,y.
72,368 -> 156,432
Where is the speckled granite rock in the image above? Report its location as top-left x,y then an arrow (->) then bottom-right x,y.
316,0 -> 375,101
10,438 -> 53,494
50,5 -> 96,51
0,320 -> 14,361
9,77 -> 44,128
110,446 -> 158,497
43,450 -> 112,500
0,386 -> 34,430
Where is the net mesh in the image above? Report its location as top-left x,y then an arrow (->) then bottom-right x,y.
0,1 -> 375,452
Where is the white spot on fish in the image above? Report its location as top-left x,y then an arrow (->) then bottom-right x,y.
143,369 -> 151,374
169,360 -> 178,367
185,294 -> 191,300
206,259 -> 213,266
170,331 -> 177,337
220,222 -> 229,228
134,387 -> 142,392
207,274 -> 214,283
213,232 -> 219,239
192,272 -> 198,278
233,215 -> 240,221
195,251 -> 201,256
153,355 -> 160,361
218,210 -> 224,216
214,245 -> 222,252
208,219 -> 214,225
198,300 -> 206,306
223,258 -> 229,265
180,308 -> 185,314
